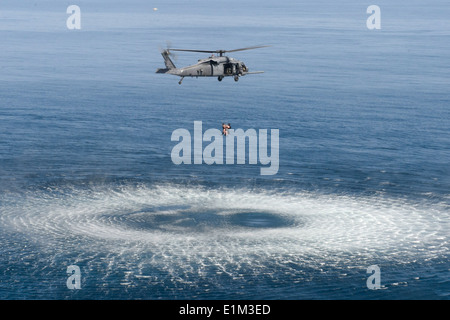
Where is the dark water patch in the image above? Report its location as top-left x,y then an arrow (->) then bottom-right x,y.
229,212 -> 295,229
108,209 -> 297,233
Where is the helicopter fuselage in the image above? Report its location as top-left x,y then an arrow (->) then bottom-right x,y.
159,56 -> 249,84
156,46 -> 267,84
174,56 -> 245,77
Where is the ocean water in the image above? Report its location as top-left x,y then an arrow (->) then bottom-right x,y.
0,0 -> 449,300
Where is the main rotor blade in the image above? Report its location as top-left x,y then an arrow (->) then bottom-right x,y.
169,45 -> 270,54
225,45 -> 271,53
169,49 -> 218,54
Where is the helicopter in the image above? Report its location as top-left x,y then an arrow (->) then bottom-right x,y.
156,45 -> 270,84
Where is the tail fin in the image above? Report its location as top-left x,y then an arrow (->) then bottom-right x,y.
161,50 -> 176,69
156,50 -> 176,73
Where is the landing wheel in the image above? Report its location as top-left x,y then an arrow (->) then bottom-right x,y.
218,76 -> 223,82
234,75 -> 239,82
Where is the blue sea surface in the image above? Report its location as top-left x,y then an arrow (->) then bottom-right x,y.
0,0 -> 449,299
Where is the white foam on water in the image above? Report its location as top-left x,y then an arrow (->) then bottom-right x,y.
1,183 -> 448,283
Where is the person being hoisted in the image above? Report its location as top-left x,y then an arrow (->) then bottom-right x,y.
222,123 -> 231,136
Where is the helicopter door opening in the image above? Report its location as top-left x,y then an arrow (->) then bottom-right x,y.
224,63 -> 232,75
224,63 -> 237,75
